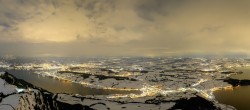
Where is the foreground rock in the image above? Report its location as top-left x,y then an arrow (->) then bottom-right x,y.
0,72 -> 235,110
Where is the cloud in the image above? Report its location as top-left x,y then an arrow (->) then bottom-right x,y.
12,0 -> 144,43
1,0 -> 250,56
134,0 -> 185,21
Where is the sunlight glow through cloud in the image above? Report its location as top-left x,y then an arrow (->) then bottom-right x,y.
0,0 -> 250,56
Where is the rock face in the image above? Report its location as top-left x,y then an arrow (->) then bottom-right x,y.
0,72 -> 235,110
0,72 -> 91,110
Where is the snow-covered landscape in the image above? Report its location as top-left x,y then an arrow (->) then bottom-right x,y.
0,57 -> 249,109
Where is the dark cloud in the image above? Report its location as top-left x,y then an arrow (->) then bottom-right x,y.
77,0 -> 116,18
114,26 -> 125,31
135,0 -> 184,21
0,22 -> 11,29
74,0 -> 84,10
200,25 -> 223,33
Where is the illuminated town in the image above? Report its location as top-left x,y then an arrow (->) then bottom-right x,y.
0,57 -> 249,109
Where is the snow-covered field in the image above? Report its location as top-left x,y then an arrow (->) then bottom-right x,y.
0,57 -> 249,109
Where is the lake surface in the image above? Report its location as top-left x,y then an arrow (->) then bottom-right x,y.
1,69 -> 140,96
214,67 -> 250,110
230,67 -> 250,80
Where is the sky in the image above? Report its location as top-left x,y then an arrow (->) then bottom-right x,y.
0,0 -> 250,57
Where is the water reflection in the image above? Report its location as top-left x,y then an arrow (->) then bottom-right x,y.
214,67 -> 250,110
231,67 -> 250,80
2,69 -> 140,96
214,86 -> 250,110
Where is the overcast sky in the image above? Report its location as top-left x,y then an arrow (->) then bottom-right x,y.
0,0 -> 250,57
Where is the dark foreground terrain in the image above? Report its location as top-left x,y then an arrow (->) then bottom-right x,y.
0,72 -> 235,110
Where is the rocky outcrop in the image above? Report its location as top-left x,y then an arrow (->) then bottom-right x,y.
0,72 -> 92,110
170,96 -> 219,110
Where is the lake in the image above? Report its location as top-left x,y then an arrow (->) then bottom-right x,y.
214,67 -> 250,110
1,69 -> 140,96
